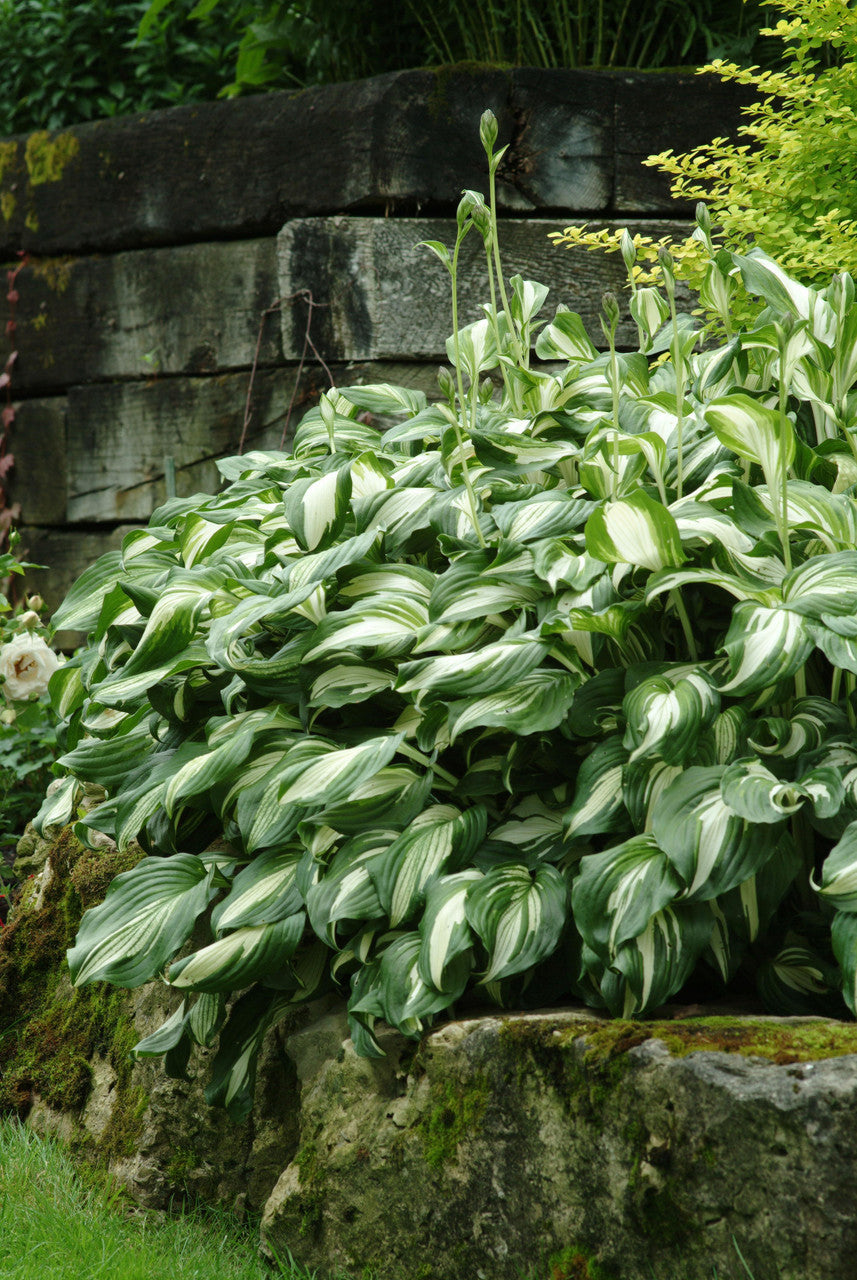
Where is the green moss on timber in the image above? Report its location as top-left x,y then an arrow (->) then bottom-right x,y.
0,140 -> 18,186
546,1245 -> 616,1280
0,827 -> 146,1156
0,191 -> 14,222
418,1073 -> 489,1168
24,209 -> 38,232
31,256 -> 74,295
24,131 -> 80,186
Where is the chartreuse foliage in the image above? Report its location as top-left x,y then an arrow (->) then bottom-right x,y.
42,114 -> 857,1120
555,0 -> 857,300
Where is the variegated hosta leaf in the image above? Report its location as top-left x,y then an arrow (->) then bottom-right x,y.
309,662 -> 396,709
704,393 -> 795,485
757,944 -> 843,1017
755,482 -> 857,551
781,551 -> 857,618
491,493 -> 594,543
304,595 -> 430,661
371,805 -> 488,926
339,384 -> 428,416
188,991 -> 227,1047
58,711 -> 155,789
720,758 -> 809,824
622,758 -> 684,831
718,601 -> 813,695
276,733 -> 403,812
51,550 -> 124,632
376,933 -> 470,1034
585,490 -> 685,572
651,766 -> 780,901
563,736 -> 628,839
572,834 -> 683,964
815,822 -> 857,912
534,306 -> 599,362
131,999 -> 188,1059
305,832 -> 392,945
417,870 -> 482,992
396,637 -> 547,699
446,669 -> 580,742
622,668 -> 719,765
598,902 -> 713,1016
283,466 -> 352,551
168,914 -> 305,993
712,706 -> 750,764
465,862 -> 567,983
68,854 -> 220,988
210,847 -> 304,933
316,766 -> 432,833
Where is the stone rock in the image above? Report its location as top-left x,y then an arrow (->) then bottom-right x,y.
262,1008 -> 857,1280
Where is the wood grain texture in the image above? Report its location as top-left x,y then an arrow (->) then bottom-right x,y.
278,216 -> 694,361
0,69 -> 750,255
57,361 -> 442,524
14,240 -> 280,394
7,397 -> 67,526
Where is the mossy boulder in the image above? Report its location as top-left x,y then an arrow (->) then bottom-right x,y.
261,1008 -> 857,1280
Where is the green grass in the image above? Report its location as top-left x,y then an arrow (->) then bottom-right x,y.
0,1119 -> 302,1280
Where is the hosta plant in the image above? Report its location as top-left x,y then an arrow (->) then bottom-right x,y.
44,117 -> 857,1119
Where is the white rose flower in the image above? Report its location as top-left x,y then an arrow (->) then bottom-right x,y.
0,633 -> 61,700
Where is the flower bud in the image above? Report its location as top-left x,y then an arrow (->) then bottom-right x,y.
26,594 -> 43,613
620,229 -> 637,274
479,109 -> 499,154
437,366 -> 456,401
16,610 -> 40,631
601,292 -> 620,329
695,203 -> 711,237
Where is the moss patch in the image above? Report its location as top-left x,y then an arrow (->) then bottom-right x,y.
30,256 -> 74,295
0,140 -> 19,186
418,1072 -> 490,1168
0,827 -> 145,1158
576,1015 -> 857,1066
24,131 -> 80,187
500,1012 -> 857,1071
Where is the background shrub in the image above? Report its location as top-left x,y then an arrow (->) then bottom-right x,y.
0,0 -> 246,135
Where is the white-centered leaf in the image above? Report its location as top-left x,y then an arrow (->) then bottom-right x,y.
651,766 -> 780,901
168,914 -> 306,993
572,833 -> 683,961
719,601 -> 813,695
465,862 -> 567,983
68,854 -> 218,988
585,491 -> 685,572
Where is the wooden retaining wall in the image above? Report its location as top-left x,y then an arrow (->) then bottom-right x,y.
0,66 -> 750,625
